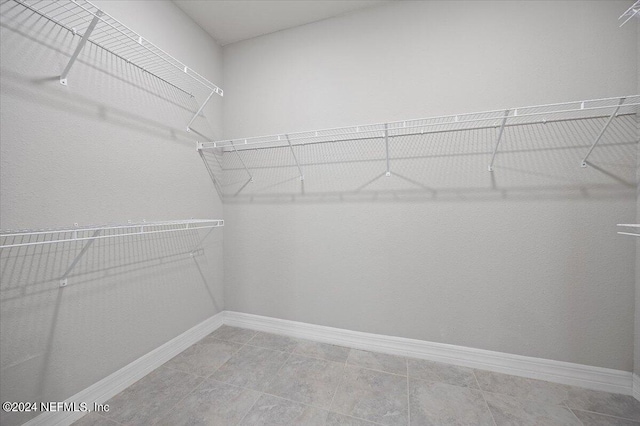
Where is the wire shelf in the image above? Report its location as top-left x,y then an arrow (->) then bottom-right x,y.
617,224 -> 640,237
0,219 -> 224,249
202,95 -> 639,179
204,95 -> 639,151
620,0 -> 640,27
14,0 -> 223,99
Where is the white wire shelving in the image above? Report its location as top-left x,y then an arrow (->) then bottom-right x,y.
618,224 -> 640,237
0,219 -> 224,249
13,0 -> 223,130
199,95 -> 640,180
0,219 -> 224,287
620,0 -> 640,27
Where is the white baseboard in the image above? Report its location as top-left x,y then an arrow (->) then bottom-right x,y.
23,309 -> 636,426
224,311 -> 634,396
24,312 -> 224,426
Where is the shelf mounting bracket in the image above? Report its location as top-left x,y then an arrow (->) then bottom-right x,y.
59,229 -> 101,287
285,135 -> 304,181
488,109 -> 510,172
186,90 -> 215,132
231,142 -> 253,182
384,123 -> 391,177
60,11 -> 103,86
580,97 -> 625,168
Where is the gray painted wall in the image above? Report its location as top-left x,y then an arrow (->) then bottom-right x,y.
1,3 -> 639,425
221,0 -> 639,371
635,21 -> 640,381
0,2 -> 224,425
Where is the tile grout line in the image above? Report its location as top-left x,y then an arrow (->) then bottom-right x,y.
206,369 -> 386,424
468,366 -> 636,423
234,393 -> 261,426
257,343 -> 298,407
200,338 -> 249,380
243,331 -> 260,347
103,326 -> 639,426
344,361 -> 408,378
102,365 -> 203,426
335,413 -> 389,426
564,404 -> 586,426
229,326 -> 637,408
201,332 -> 349,412
231,328 -> 640,424
200,344 -> 384,425
569,406 -> 640,423
149,367 -> 207,425
474,370 -> 498,426
328,350 -> 351,413
94,328 -> 399,425
275,349 -> 296,377
148,330 -> 255,424
225,337 -> 352,365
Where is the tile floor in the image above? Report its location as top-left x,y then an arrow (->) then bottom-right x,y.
74,326 -> 640,426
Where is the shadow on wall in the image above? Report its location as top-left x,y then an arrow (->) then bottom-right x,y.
0,229 -> 222,426
0,0 -> 219,145
0,3 -> 223,425
207,115 -> 638,204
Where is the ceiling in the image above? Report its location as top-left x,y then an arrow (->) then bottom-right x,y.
173,0 -> 388,46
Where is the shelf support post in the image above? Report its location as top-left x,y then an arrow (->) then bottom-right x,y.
60,11 -> 102,86
384,123 -> 391,177
186,90 -> 215,132
581,97 -> 625,168
231,142 -> 253,182
59,229 -> 101,287
488,109 -> 510,172
285,135 -> 304,181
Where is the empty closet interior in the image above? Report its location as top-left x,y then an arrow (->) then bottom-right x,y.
1,0 -> 639,425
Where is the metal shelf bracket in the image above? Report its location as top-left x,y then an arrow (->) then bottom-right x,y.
384,123 -> 391,177
231,142 -> 253,182
580,97 -> 625,167
60,10 -> 103,86
187,89 -> 216,132
59,229 -> 101,287
488,109 -> 510,172
285,135 -> 304,181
